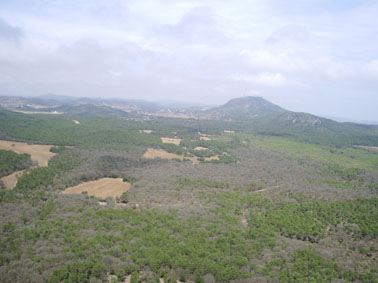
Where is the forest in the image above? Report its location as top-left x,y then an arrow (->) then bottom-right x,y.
0,108 -> 377,283
0,150 -> 32,178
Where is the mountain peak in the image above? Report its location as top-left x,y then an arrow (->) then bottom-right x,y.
205,96 -> 286,120
225,96 -> 284,111
225,96 -> 269,104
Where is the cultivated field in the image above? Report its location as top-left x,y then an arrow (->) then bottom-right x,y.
161,137 -> 181,145
143,148 -> 220,164
1,169 -> 27,189
355,145 -> 378,152
143,148 -> 199,164
62,178 -> 131,199
0,140 -> 55,166
204,155 -> 220,161
194,146 -> 208,151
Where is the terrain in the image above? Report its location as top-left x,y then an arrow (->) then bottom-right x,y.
0,95 -> 377,283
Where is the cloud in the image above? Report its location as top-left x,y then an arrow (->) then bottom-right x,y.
157,6 -> 227,46
362,60 -> 378,79
0,0 -> 377,119
229,72 -> 286,87
266,25 -> 309,46
0,18 -> 23,41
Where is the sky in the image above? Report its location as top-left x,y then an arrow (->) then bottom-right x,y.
0,0 -> 378,121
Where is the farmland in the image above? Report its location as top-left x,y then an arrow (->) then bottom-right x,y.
63,178 -> 131,199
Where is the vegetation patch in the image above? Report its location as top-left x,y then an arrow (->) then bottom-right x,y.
0,149 -> 32,178
260,248 -> 377,282
246,135 -> 378,171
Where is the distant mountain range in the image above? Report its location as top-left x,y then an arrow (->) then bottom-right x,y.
1,94 -> 377,146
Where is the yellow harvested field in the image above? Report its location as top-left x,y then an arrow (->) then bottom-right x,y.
143,148 -> 199,164
161,137 -> 181,145
1,169 -> 27,189
72,120 -> 80,124
204,155 -> 220,161
0,140 -> 55,167
139,130 -> 152,134
62,178 -> 131,199
355,145 -> 378,152
200,136 -> 212,141
194,146 -> 209,151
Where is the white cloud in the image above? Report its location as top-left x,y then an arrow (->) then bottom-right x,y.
0,0 -> 377,119
229,72 -> 286,87
362,60 -> 378,79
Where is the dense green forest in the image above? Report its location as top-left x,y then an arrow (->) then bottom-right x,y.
0,149 -> 32,178
0,109 -> 377,282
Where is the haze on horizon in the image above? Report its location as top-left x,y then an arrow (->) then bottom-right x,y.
0,0 -> 377,121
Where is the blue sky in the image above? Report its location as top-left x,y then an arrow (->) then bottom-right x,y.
0,0 -> 377,121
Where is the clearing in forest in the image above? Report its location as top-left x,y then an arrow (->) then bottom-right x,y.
63,178 -> 131,199
200,136 -> 212,141
143,148 -> 199,164
354,145 -> 378,152
1,169 -> 27,189
161,137 -> 181,145
143,148 -> 220,164
204,155 -> 220,161
194,146 -> 209,151
0,140 -> 55,167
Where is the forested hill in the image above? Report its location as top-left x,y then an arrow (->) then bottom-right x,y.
203,96 -> 378,146
204,96 -> 286,120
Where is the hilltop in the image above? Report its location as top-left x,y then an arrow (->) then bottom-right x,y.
204,96 -> 286,120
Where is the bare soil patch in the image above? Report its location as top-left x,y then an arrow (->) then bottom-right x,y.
161,137 -> 181,145
72,120 -> 80,124
355,145 -> 378,152
224,130 -> 235,134
139,130 -> 152,134
143,148 -> 199,164
194,146 -> 208,151
63,178 -> 131,199
204,155 -> 220,161
0,140 -> 55,167
1,169 -> 27,189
